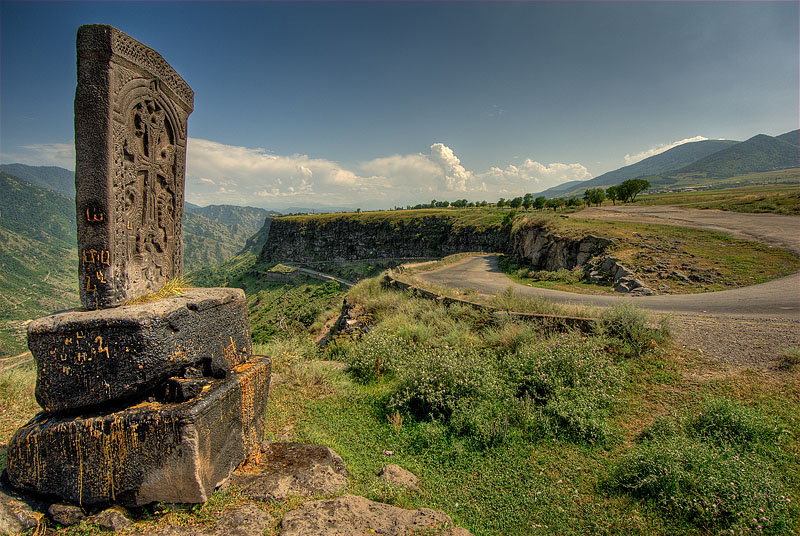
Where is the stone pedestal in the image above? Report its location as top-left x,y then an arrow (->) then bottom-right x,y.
30,288 -> 252,413
7,357 -> 270,507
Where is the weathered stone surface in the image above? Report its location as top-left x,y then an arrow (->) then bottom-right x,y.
514,230 -> 611,272
48,503 -> 86,526
213,504 -> 273,536
279,494 -> 472,536
6,357 -> 270,507
224,442 -> 348,501
29,287 -> 251,412
0,487 -> 41,535
75,24 -> 194,310
378,464 -> 420,491
92,506 -> 133,531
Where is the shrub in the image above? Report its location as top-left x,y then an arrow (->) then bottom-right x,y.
612,436 -> 793,534
388,346 -> 507,421
596,302 -> 668,358
687,399 -> 782,450
346,330 -> 412,382
501,333 -> 623,444
529,267 -> 585,284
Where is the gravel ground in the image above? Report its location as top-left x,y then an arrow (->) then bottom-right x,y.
665,314 -> 800,370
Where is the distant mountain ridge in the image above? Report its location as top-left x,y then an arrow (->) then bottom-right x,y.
536,129 -> 798,198
0,163 -> 76,198
676,133 -> 800,177
536,139 -> 739,198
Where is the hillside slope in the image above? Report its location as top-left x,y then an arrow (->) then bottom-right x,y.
676,133 -> 800,177
0,163 -> 76,198
538,139 -> 739,197
0,172 -> 79,356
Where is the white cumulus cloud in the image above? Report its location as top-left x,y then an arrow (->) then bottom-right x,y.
2,137 -> 594,209
623,136 -> 708,166
1,142 -> 76,170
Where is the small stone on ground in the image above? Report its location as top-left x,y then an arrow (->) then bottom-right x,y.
92,506 -> 133,531
280,494 -> 472,536
0,487 -> 42,535
48,503 -> 85,526
378,464 -> 420,491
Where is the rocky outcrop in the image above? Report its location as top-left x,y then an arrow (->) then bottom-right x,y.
261,216 -> 509,264
512,228 -> 612,271
261,214 -> 613,272
587,256 -> 654,295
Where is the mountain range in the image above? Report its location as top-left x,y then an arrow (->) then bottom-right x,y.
536,129 -> 799,198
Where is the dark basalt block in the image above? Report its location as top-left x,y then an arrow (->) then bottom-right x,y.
29,287 -> 251,413
6,356 -> 270,507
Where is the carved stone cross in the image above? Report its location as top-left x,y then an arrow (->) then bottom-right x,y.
75,24 -> 193,309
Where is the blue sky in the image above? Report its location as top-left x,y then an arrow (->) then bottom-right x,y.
1,1 -> 798,210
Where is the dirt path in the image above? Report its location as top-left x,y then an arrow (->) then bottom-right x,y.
418,206 -> 800,369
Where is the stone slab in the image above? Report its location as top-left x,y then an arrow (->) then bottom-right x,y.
224,442 -> 348,501
29,287 -> 251,413
75,24 -> 194,309
6,357 -> 270,507
279,494 -> 473,536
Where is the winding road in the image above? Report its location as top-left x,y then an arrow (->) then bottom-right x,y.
417,205 -> 800,368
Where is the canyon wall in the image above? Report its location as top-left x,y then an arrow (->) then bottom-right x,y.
260,214 -> 613,272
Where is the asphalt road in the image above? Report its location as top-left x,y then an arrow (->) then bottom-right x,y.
417,206 -> 800,320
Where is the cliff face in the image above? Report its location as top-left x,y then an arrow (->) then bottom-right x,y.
511,227 -> 613,271
260,216 -> 511,264
260,214 -> 614,273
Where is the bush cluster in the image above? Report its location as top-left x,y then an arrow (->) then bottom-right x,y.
378,333 -> 623,447
612,399 -> 792,535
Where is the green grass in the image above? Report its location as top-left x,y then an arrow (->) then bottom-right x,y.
2,274 -> 799,535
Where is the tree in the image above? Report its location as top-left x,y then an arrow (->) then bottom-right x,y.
497,198 -> 506,208
606,186 -> 619,205
522,193 -> 534,209
567,197 -> 583,207
508,196 -> 523,208
618,179 -> 651,202
583,187 -> 606,206
534,196 -> 546,210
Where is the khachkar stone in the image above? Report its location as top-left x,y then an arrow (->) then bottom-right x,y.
75,24 -> 193,310
6,25 -> 271,509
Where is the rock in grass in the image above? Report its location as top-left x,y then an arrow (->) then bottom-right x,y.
378,464 -> 420,491
280,494 -> 472,536
213,504 -> 272,536
224,442 -> 348,501
92,506 -> 132,531
48,503 -> 85,526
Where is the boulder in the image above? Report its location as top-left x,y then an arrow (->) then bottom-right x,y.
378,464 -> 420,491
29,288 -> 253,413
6,357 -> 270,507
224,442 -> 348,501
279,494 -> 472,536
